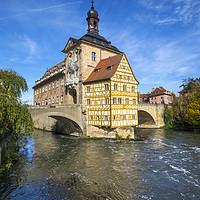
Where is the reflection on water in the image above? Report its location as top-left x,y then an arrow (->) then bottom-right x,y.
0,129 -> 200,199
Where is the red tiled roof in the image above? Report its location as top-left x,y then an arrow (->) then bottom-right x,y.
83,53 -> 124,83
149,86 -> 170,97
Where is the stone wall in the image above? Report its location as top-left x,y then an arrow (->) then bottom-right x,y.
87,125 -> 135,139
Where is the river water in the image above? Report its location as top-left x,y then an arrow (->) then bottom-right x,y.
0,129 -> 200,200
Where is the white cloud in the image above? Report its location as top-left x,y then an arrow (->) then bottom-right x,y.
138,0 -> 200,26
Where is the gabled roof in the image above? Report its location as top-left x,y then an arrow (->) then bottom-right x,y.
149,86 -> 170,97
62,32 -> 120,53
83,53 -> 124,83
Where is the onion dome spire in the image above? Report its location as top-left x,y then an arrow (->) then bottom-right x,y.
86,0 -> 100,33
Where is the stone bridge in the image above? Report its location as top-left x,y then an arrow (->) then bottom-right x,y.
138,103 -> 165,128
29,103 -> 165,135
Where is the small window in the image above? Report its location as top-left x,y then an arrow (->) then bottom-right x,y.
57,96 -> 59,103
97,116 -> 99,121
57,80 -> 59,88
46,85 -> 47,91
127,76 -> 130,80
133,99 -> 136,105
123,115 -> 126,120
118,98 -> 122,104
119,75 -> 122,79
114,84 -> 117,90
49,98 -> 51,104
61,95 -> 63,103
132,86 -> 135,92
107,66 -> 112,70
123,66 -> 125,69
87,99 -> 90,105
76,69 -> 78,78
92,52 -> 96,61
105,116 -> 108,121
155,97 -> 156,100
105,98 -> 109,104
114,115 -> 116,120
91,116 -> 93,120
120,115 -> 123,120
132,115 -> 135,119
87,86 -> 90,92
52,97 -> 54,104
126,98 -> 129,104
113,98 -> 117,104
94,69 -> 99,72
105,84 -> 109,91
61,78 -> 64,86
69,72 -> 72,79
151,97 -> 153,100
123,85 -> 126,91
49,84 -> 51,90
53,82 -> 55,89
76,52 -> 78,61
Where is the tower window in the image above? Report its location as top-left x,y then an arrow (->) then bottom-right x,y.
94,20 -> 97,29
92,52 -> 96,61
114,84 -> 117,90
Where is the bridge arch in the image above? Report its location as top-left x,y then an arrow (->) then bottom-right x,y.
138,110 -> 156,127
32,111 -> 83,135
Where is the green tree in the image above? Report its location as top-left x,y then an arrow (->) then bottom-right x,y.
0,68 -> 34,136
164,77 -> 200,129
184,89 -> 200,127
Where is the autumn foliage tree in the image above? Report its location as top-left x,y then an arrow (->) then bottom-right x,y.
164,78 -> 200,129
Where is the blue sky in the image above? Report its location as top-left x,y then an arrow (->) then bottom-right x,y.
1,0 -> 200,104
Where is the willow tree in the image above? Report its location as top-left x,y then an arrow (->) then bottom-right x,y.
0,68 -> 34,136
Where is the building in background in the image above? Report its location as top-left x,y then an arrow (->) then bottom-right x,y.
140,86 -> 173,104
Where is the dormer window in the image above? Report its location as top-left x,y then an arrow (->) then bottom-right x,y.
95,68 -> 99,72
107,66 -> 112,70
